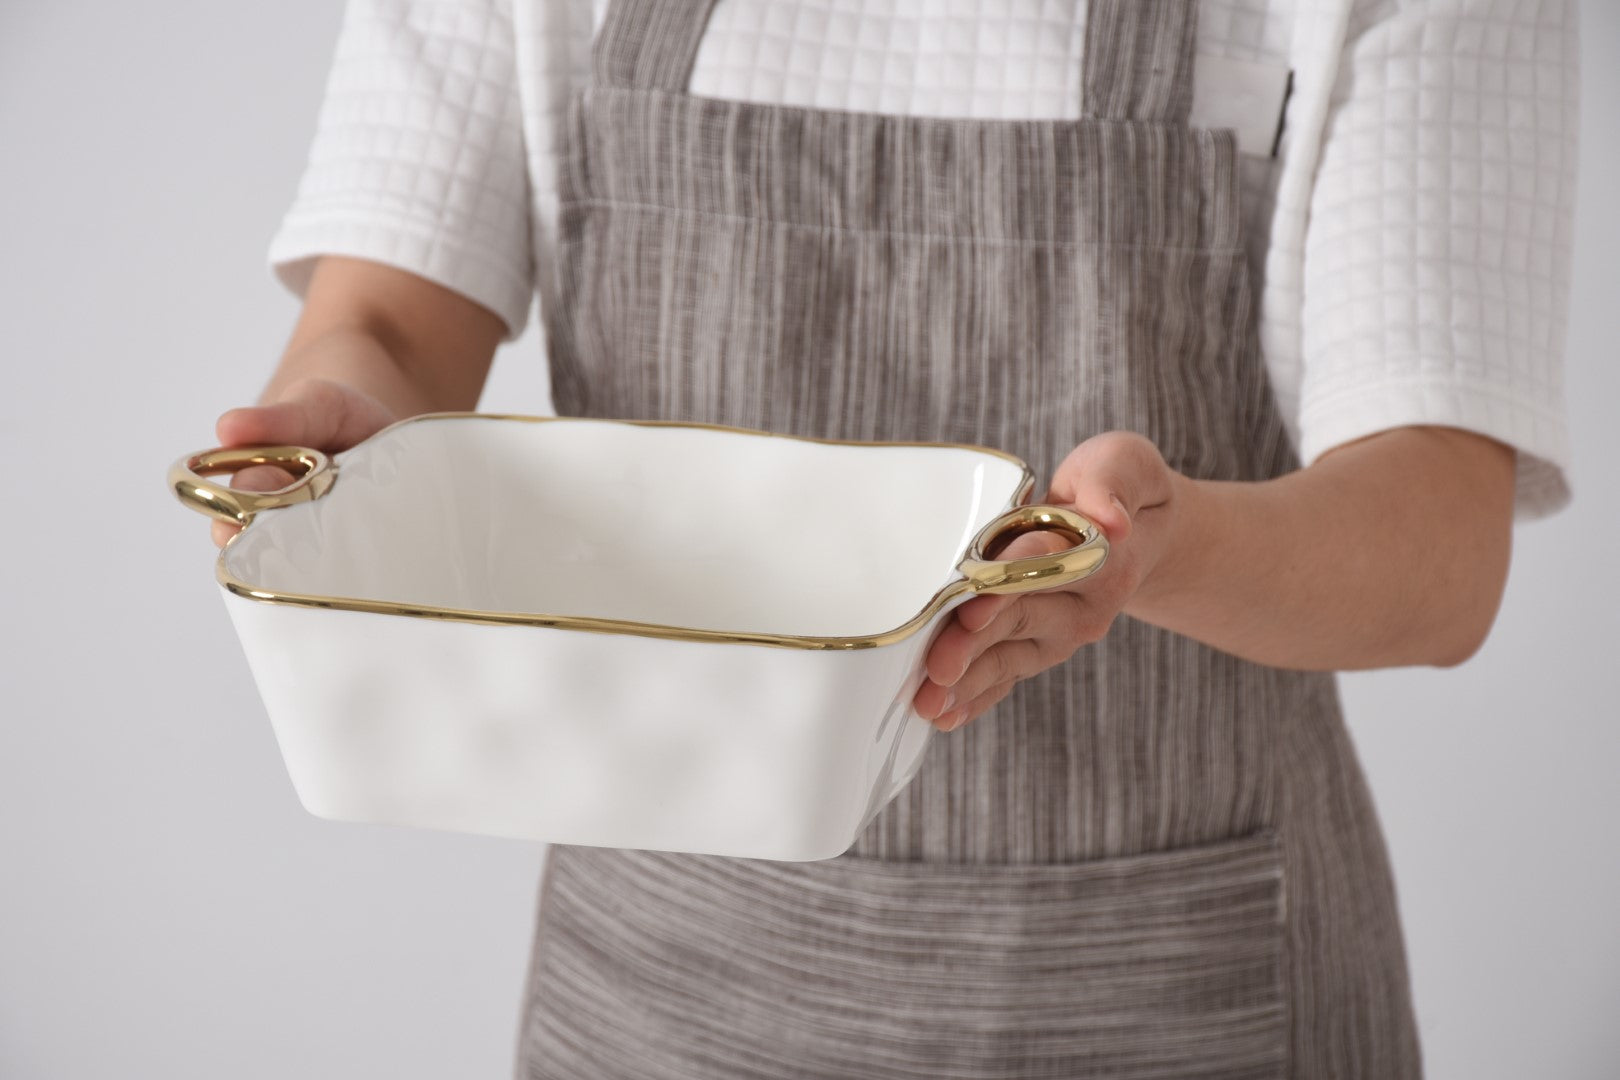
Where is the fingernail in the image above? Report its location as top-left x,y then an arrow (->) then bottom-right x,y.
941,690 -> 955,714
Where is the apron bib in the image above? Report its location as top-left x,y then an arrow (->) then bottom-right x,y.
518,2 -> 1422,1076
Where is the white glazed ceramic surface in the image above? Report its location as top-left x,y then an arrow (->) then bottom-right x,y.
213,415 -> 1044,860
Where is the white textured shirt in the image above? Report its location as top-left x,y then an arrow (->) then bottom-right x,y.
268,0 -> 1579,517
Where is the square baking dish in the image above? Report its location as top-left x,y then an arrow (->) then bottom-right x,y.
169,413 -> 1106,860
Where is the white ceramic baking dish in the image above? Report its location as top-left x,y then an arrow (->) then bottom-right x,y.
169,413 -> 1107,861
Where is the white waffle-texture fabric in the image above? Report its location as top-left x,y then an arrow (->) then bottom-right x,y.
267,0 -> 1579,517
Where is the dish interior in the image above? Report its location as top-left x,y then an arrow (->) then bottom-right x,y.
222,417 -> 1030,638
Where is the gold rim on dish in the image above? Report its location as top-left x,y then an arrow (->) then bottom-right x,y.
170,412 -> 1110,650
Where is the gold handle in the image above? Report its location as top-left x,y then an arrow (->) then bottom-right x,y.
168,445 -> 337,527
957,504 -> 1108,595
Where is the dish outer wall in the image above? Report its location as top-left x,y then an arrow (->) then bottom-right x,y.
206,415 -> 1040,862
221,588 -> 970,861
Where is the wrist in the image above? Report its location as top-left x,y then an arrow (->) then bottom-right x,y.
1123,469 -> 1218,620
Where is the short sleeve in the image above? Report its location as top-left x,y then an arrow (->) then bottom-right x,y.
267,0 -> 536,341
1296,0 -> 1579,519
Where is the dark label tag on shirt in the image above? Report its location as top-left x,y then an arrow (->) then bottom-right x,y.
1191,55 -> 1293,158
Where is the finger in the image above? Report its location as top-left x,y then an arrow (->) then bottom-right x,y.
203,465 -> 296,549
228,464 -> 299,492
211,520 -> 240,549
920,520 -> 1100,717
215,378 -> 365,451
924,593 -> 1044,690
946,636 -> 1047,716
216,398 -> 319,449
953,594 -> 1006,634
983,521 -> 1076,560
1047,432 -> 1171,543
937,679 -> 1018,733
954,526 -> 1078,632
918,636 -> 1045,726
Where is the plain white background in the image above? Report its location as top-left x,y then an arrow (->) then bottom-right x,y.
1,1 -> 1615,1076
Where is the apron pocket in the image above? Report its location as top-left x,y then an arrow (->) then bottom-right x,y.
530,832 -> 1288,1080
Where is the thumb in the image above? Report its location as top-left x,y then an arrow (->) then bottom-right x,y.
1070,483 -> 1133,546
1048,473 -> 1134,546
1048,432 -> 1172,545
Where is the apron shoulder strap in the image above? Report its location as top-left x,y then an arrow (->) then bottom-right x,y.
1081,0 -> 1199,124
594,0 -> 722,91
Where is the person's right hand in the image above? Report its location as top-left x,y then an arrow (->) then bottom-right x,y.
209,376 -> 401,548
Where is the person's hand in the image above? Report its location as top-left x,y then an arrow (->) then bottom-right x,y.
207,376 -> 400,549
912,432 -> 1183,731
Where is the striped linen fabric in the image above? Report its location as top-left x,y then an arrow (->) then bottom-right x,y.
517,1 -> 1423,1076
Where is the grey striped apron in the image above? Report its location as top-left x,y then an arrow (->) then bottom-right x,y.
517,1 -> 1423,1076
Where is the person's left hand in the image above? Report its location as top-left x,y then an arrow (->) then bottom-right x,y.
912,431 -> 1184,732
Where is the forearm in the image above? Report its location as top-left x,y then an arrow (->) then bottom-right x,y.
1125,427 -> 1516,671
255,323 -> 447,418
255,255 -> 504,416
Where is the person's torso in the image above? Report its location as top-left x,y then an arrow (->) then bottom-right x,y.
515,9 -> 1423,1070
539,0 -> 1344,863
